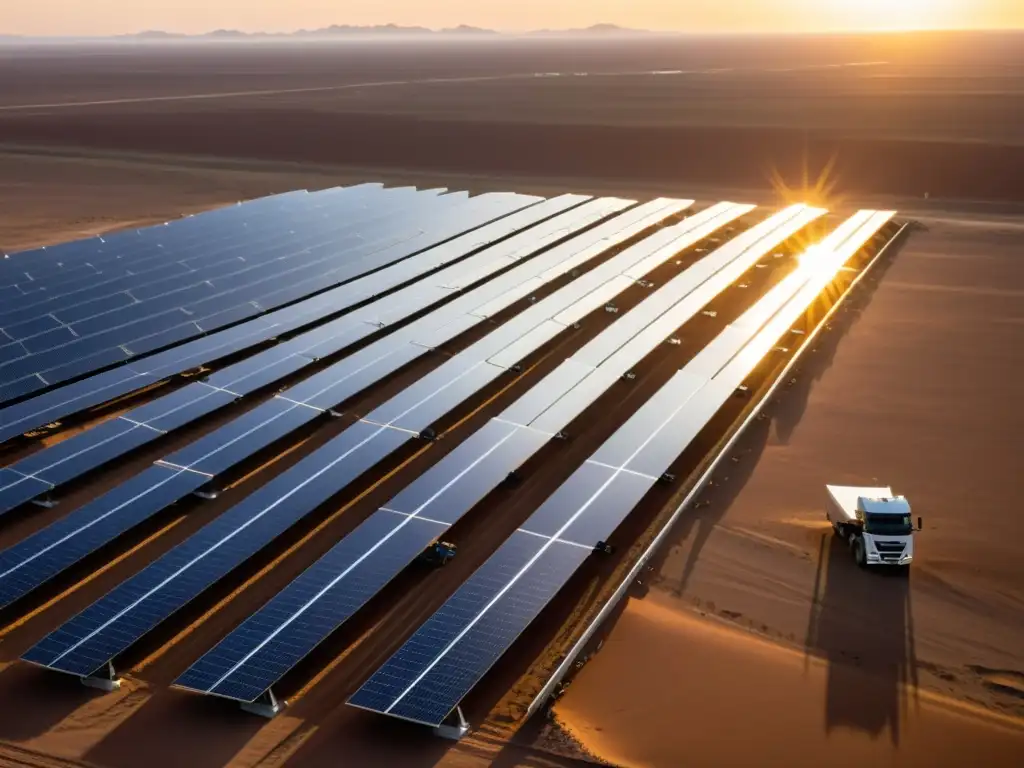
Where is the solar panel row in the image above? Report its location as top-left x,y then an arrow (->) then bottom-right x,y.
0,193 -> 560,441
0,188 -> 318,283
346,210 -> 895,728
18,197 -> 695,681
0,186 -> 429,332
0,189 -> 428,376
6,197 -> 687,644
1,188 -> 423,293
0,190 -> 543,402
0,196 -> 647,609
175,204 -> 841,705
0,188 -> 374,340
0,193 -> 599,514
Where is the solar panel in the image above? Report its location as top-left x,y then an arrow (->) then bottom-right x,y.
569,205 -> 826,369
0,188 -> 320,284
173,421 -> 551,703
0,186 -> 413,328
2,188 -> 372,289
20,422 -> 412,678
0,469 -> 54,514
346,210 -> 896,727
349,530 -> 592,726
1,191 -> 540,398
1,187 -> 436,378
0,196 -> 676,627
0,194 -> 602,510
1,191 -> 541,393
0,192 -> 645,444
174,203 -> 796,705
0,190 -> 361,308
20,198 -> 694,682
0,193 -> 580,436
0,466 -> 203,611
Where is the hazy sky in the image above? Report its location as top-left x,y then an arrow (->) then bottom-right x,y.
6,0 -> 1023,36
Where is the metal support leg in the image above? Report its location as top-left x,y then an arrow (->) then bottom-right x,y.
433,705 -> 470,740
80,661 -> 121,691
241,688 -> 281,718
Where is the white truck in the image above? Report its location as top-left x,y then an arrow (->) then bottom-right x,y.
826,485 -> 921,569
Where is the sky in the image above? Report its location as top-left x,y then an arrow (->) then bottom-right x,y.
4,0 -> 1023,37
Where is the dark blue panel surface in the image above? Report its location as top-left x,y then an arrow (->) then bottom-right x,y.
348,533 -> 590,726
130,385 -> 238,434
0,468 -> 53,515
623,382 -> 728,479
386,421 -> 551,524
588,371 -> 707,470
49,291 -> 140,326
514,461 -> 617,539
174,512 -> 442,701
288,322 -> 383,364
0,262 -> 190,324
0,466 -> 200,610
1,373 -> 49,402
555,469 -> 656,545
0,187 -> 547,425
287,343 -> 424,411
171,422 -> 553,701
192,302 -> 266,334
1,189 -> 363,292
22,422 -> 410,676
0,340 -> 28,366
3,314 -> 65,340
0,365 -> 145,443
13,417 -> 143,484
122,321 -> 204,357
2,191 -> 534,399
365,362 -> 501,433
35,345 -> 136,388
22,325 -> 78,352
164,398 -> 321,477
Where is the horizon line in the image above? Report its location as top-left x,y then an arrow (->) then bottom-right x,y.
3,24 -> 1023,40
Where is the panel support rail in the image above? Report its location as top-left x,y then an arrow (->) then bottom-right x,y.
525,221 -> 911,720
240,688 -> 282,718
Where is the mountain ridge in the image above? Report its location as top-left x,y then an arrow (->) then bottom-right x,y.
0,23 -> 655,41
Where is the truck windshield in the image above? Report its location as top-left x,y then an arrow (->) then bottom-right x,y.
864,513 -> 913,536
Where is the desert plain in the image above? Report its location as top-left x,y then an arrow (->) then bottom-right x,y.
0,30 -> 1022,768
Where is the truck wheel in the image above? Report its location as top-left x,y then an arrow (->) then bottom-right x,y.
851,538 -> 867,568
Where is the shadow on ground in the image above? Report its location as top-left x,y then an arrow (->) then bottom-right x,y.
0,663 -> 101,742
85,689 -> 266,768
805,533 -> 917,744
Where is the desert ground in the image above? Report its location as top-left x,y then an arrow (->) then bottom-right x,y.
0,32 -> 1022,768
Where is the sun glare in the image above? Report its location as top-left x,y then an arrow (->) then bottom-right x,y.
796,245 -> 840,279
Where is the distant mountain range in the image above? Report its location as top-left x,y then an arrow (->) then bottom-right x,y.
0,23 -> 657,42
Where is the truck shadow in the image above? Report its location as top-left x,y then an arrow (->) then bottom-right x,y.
805,533 -> 917,745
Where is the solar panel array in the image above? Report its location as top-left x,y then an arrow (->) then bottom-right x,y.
0,183 -> 899,732
346,209 -> 895,727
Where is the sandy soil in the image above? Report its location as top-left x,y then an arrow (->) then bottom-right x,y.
555,593 -> 1024,768
2,35 -> 1024,204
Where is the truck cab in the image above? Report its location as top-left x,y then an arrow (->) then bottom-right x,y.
825,485 -> 921,568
